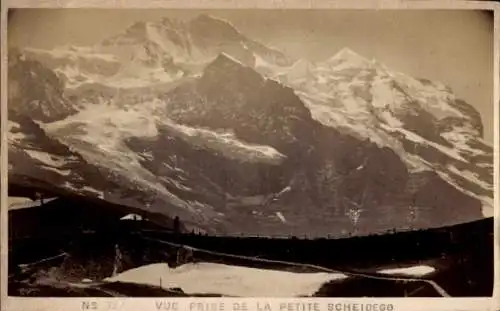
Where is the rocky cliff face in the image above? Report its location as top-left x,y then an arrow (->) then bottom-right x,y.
8,48 -> 77,122
7,14 -> 492,237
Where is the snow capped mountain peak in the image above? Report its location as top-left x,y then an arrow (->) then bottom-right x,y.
10,14 -> 493,236
326,47 -> 371,67
201,52 -> 260,82
321,47 -> 394,78
190,14 -> 240,33
192,13 -> 225,23
333,47 -> 364,59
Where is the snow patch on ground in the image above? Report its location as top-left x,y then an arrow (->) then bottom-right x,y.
24,150 -> 68,168
435,170 -> 493,217
42,101 -> 189,208
391,73 -> 465,121
7,120 -> 26,144
300,97 -> 392,148
276,212 -> 287,223
106,262 -> 346,297
162,120 -> 286,164
440,134 -> 484,156
8,198 -> 58,210
43,166 -> 72,176
41,100 -> 285,216
121,213 -> 143,221
25,46 -> 118,62
8,120 -> 21,131
220,52 -> 246,67
62,182 -> 104,199
371,77 -> 400,109
106,67 -> 183,88
378,265 -> 436,276
388,127 -> 468,163
447,165 -> 492,191
480,200 -> 494,218
8,197 -> 33,207
401,153 -> 433,173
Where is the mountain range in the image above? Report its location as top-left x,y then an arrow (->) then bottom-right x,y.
7,14 -> 493,237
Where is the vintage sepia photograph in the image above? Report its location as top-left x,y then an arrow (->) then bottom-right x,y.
4,7 -> 495,299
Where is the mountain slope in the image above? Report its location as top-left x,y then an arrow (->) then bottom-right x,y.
256,48 -> 493,217
8,48 -> 77,122
7,15 -> 493,237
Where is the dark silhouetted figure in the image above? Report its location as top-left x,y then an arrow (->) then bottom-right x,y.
35,192 -> 44,205
112,244 -> 123,277
173,216 -> 180,235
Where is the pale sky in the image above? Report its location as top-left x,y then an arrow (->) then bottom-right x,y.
8,9 -> 494,142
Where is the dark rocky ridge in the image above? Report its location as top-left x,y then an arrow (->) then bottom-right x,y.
7,194 -> 494,297
155,54 -> 483,235
8,49 -> 77,123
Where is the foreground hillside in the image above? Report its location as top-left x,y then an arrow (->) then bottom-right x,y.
8,193 -> 494,297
